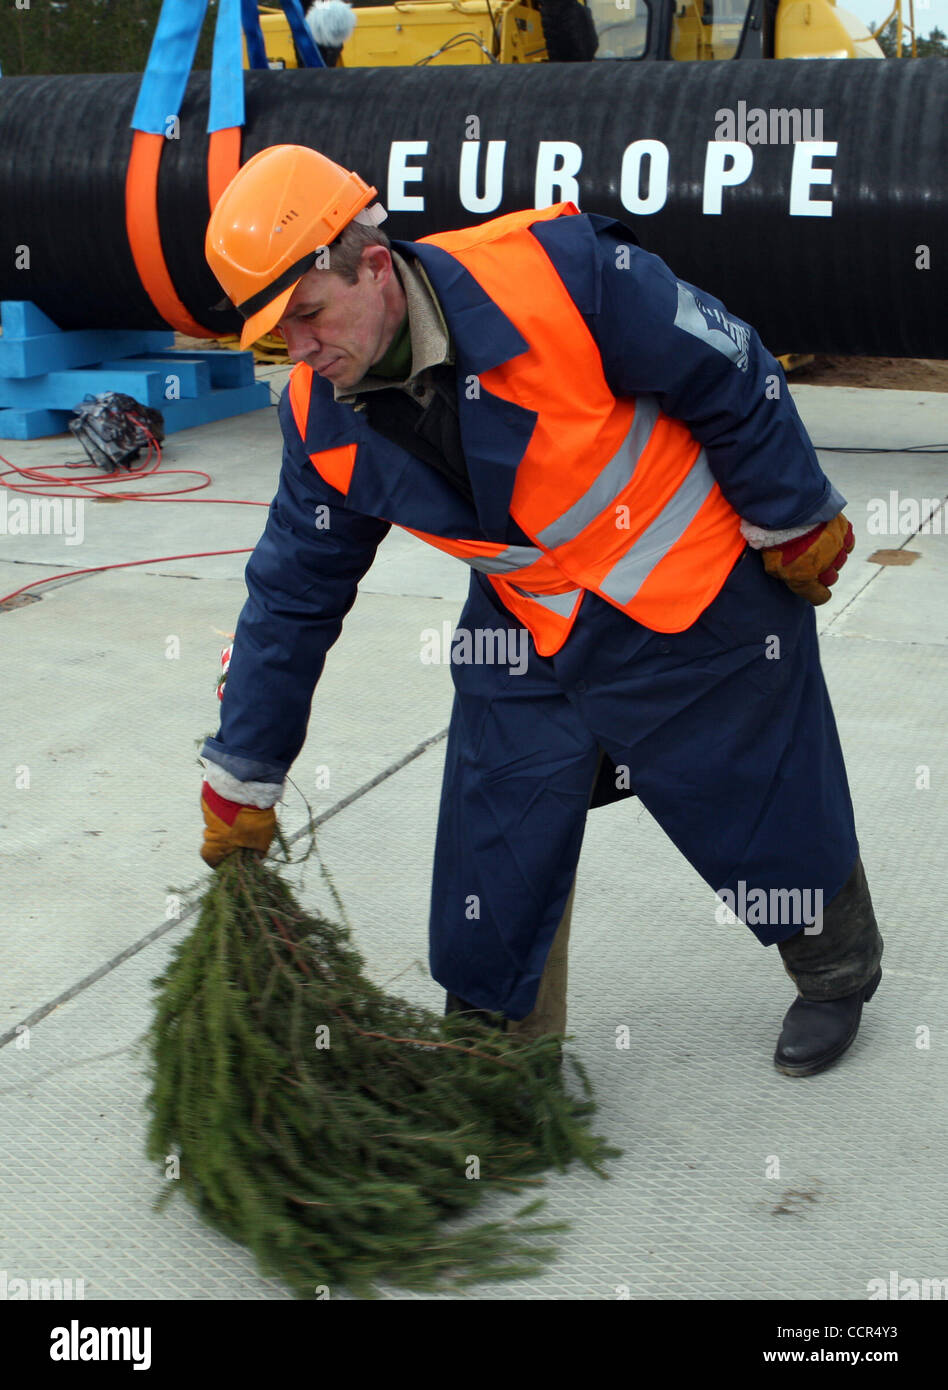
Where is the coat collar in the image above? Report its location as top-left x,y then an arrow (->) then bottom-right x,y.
391,238 -> 538,537
301,228 -> 586,541
397,239 -> 529,374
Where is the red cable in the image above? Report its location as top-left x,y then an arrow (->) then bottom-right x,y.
0,434 -> 268,505
0,429 -> 270,607
1,550 -> 255,607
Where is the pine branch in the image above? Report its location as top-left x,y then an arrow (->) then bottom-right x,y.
144,849 -> 620,1296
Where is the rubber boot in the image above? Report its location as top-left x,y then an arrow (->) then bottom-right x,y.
774,855 -> 884,1076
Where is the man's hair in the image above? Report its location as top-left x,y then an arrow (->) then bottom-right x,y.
327,221 -> 391,284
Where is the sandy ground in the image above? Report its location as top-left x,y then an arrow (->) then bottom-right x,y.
784,356 -> 948,392
174,335 -> 948,393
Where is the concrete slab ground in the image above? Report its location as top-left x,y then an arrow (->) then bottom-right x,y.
1,375 -> 946,1301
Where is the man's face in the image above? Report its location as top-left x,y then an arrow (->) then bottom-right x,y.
276,246 -> 395,391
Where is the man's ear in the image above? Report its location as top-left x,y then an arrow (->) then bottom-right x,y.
362,244 -> 393,285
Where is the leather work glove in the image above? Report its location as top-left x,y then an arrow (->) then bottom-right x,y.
761,512 -> 855,605
200,781 -> 276,868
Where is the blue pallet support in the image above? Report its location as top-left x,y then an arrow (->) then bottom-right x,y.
154,382 -> 272,432
96,357 -> 211,397
0,368 -> 192,409
0,302 -> 174,378
0,301 -> 272,440
0,385 -> 272,442
143,349 -> 257,388
0,409 -> 67,441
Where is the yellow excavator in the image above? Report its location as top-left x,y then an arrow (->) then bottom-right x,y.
249,0 -> 884,71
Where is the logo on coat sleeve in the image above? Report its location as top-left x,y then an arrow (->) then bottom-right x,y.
674,283 -> 750,371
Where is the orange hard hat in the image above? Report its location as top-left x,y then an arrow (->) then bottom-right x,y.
205,144 -> 382,349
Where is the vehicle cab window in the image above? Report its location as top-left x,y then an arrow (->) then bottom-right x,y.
587,0 -> 651,58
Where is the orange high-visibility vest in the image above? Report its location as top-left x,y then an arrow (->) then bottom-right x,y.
289,203 -> 746,656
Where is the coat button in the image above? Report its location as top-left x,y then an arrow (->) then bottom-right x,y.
575,680 -> 588,693
658,641 -> 672,654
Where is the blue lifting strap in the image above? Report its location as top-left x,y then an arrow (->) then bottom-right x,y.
210,0 -> 247,131
274,0 -> 327,68
132,0 -> 210,134
241,0 -> 270,68
133,0 -> 326,140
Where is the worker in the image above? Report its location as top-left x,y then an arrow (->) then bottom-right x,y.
200,144 -> 883,1077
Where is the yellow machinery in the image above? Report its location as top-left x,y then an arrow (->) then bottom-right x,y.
251,1 -> 547,67
773,0 -> 886,59
583,0 -> 884,60
336,1 -> 547,65
248,0 -> 884,70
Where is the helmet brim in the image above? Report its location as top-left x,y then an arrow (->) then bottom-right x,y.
239,280 -> 300,351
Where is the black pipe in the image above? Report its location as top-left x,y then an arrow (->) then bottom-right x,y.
0,59 -> 945,355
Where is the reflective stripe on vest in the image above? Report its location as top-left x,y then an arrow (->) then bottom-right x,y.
288,205 -> 744,655
419,205 -> 745,646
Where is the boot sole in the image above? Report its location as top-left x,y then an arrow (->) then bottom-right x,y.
774,967 -> 882,1077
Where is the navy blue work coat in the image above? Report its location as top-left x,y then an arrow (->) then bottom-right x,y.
202,213 -> 857,1018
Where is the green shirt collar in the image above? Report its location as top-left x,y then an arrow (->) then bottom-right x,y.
371,311 -> 412,380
